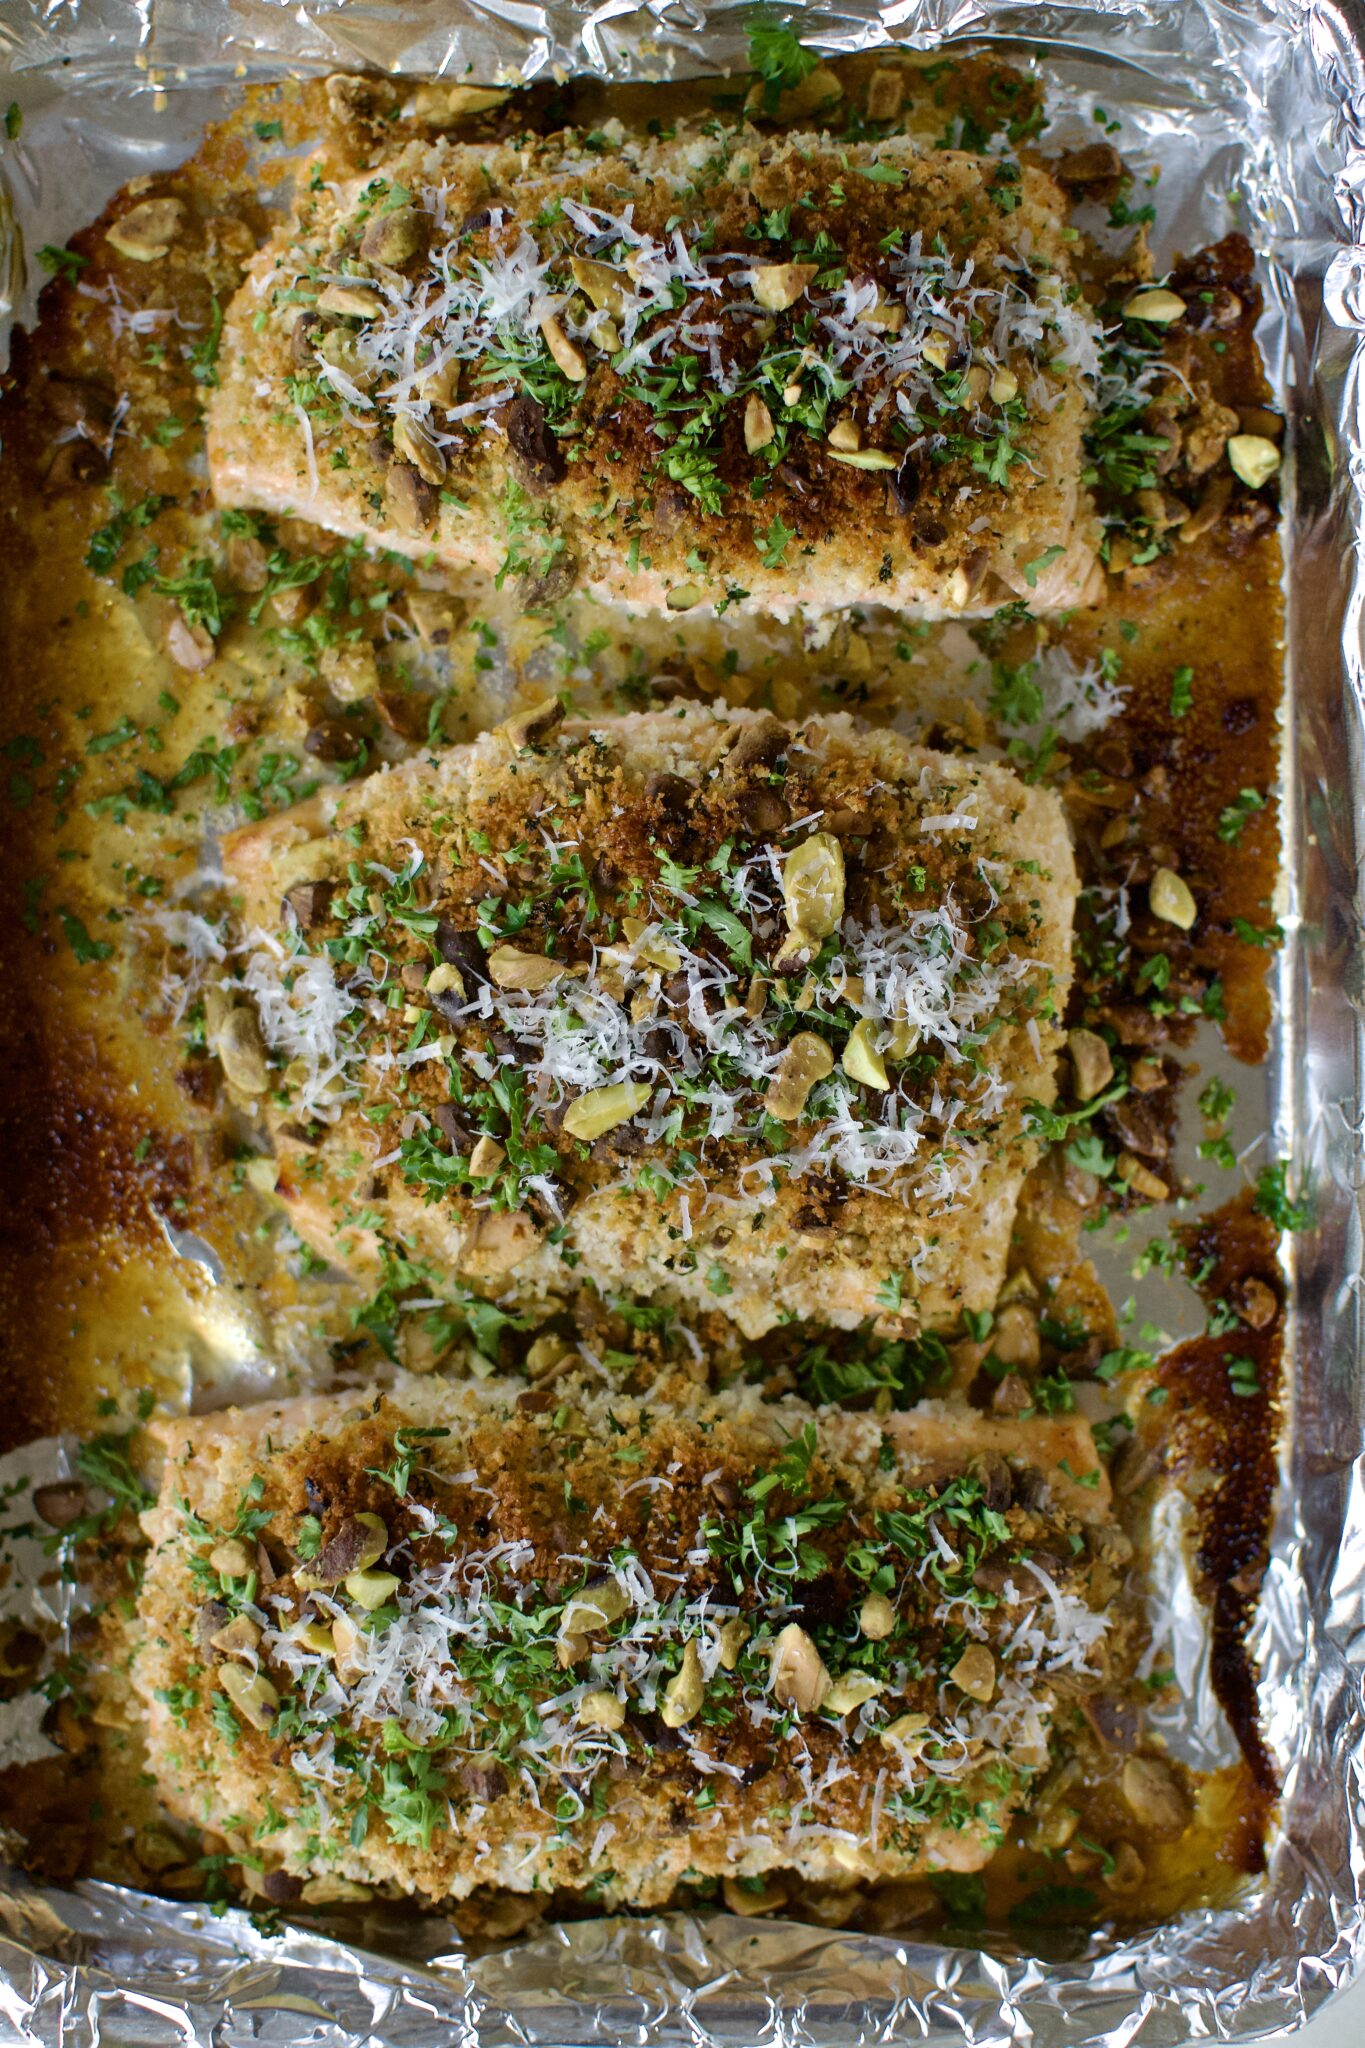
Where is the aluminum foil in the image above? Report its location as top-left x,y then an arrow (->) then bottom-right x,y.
1,1 -> 1364,2041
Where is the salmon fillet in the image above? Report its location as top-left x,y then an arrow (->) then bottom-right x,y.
214,706 -> 1078,1338
207,119 -> 1104,617
131,1373 -> 1131,1909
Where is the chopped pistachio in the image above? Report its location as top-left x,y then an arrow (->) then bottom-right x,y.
106,197 -> 185,262
772,926 -> 818,972
317,281 -> 385,319
539,314 -> 587,382
722,1875 -> 789,1917
209,1613 -> 262,1660
408,81 -> 509,118
1028,1799 -> 1080,1854
349,1515 -> 386,1572
716,1617 -> 750,1669
1117,1151 -> 1170,1202
879,1711 -> 931,1746
497,694 -> 564,750
1226,433 -> 1281,489
750,261 -> 819,312
744,392 -> 776,454
359,205 -> 428,269
825,447 -> 899,471
562,1080 -> 652,1142
765,1033 -> 834,1121
213,1004 -> 270,1097
392,411 -> 447,486
842,1018 -> 889,1091
385,460 -> 437,534
397,1320 -> 448,1376
990,366 -> 1019,403
950,1642 -> 997,1702
295,1621 -> 337,1656
300,1875 -> 372,1904
426,961 -> 465,998
296,1512 -> 389,1590
782,832 -> 845,938
827,417 -> 862,453
219,1663 -> 280,1732
1123,287 -> 1186,325
768,1621 -> 831,1713
569,255 -> 626,315
1068,1025 -> 1114,1101
595,947 -> 630,1003
946,562 -> 979,608
661,1638 -> 705,1728
134,1825 -> 188,1874
857,294 -> 905,334
330,1612 -> 365,1678
990,1301 -> 1040,1369
622,917 -> 682,972
997,1264 -> 1038,1304
561,1578 -> 630,1634
824,1670 -> 885,1715
309,325 -> 374,389
345,1568 -> 401,1610
418,355 -> 458,409
665,582 -> 704,611
1104,1840 -> 1148,1895
469,1134 -> 506,1177
828,1842 -> 870,1876
486,944 -> 567,991
1149,866 -> 1197,930
576,1688 -> 627,1731
858,1590 -> 896,1640
744,62 -> 842,120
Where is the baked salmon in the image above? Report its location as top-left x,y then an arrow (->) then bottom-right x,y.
208,120 -> 1104,617
132,1374 -> 1130,1909
214,706 -> 1078,1338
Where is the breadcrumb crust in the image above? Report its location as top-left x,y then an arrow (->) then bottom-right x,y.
221,707 -> 1078,1335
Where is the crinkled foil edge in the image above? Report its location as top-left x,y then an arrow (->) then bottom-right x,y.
2,1 -> 1365,2041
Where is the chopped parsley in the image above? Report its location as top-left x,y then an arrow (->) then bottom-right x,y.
1217,788 -> 1265,844
747,19 -> 820,113
1168,665 -> 1194,719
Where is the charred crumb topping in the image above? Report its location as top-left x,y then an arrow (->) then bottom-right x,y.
223,713 -> 1065,1232
141,1392 -> 1128,1903
237,120 -> 1102,607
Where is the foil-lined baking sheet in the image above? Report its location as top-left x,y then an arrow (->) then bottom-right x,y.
1,0 -> 1363,2041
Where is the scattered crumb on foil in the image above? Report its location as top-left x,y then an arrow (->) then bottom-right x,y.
0,1 -> 1363,2043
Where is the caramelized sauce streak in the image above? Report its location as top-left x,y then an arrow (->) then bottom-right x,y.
1168,1192 -> 1285,1805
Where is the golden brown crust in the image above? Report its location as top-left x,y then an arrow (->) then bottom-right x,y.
132,1373 -> 1130,1908
208,122 -> 1102,616
217,706 -> 1078,1336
